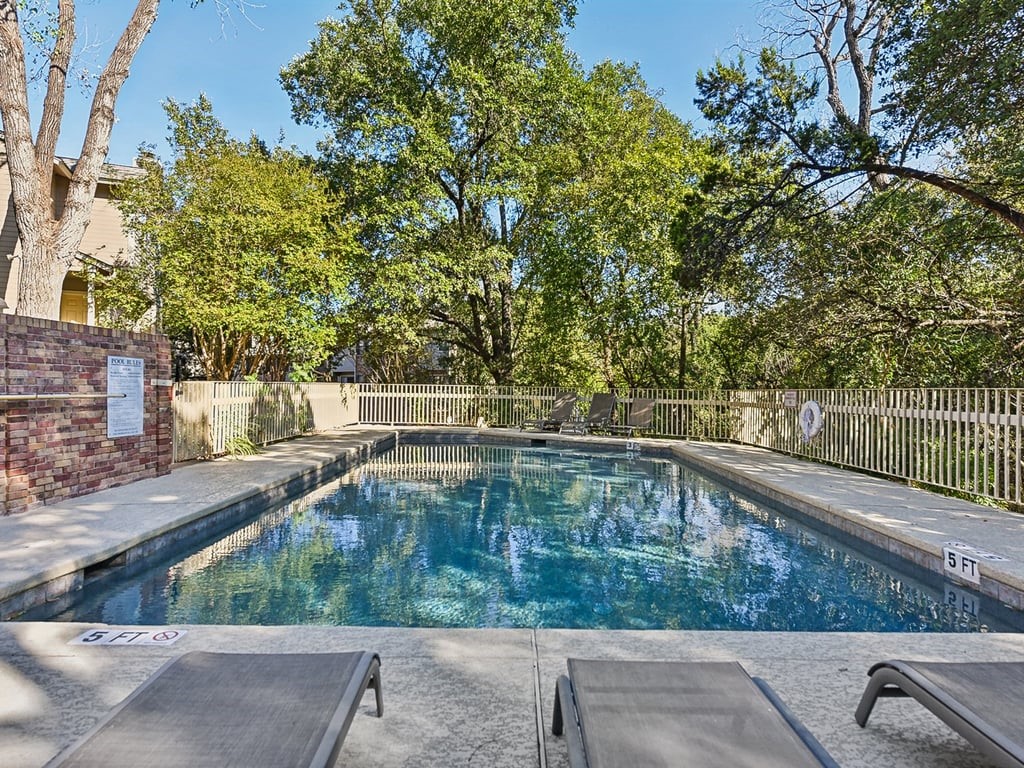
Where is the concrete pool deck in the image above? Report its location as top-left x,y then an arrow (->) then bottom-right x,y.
2,427 -> 1024,767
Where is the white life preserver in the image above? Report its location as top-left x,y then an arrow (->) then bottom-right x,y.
799,400 -> 823,442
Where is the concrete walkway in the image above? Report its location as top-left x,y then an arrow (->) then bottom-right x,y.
2,427 -> 1024,767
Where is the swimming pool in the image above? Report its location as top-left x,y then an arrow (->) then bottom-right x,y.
43,443 -> 1016,631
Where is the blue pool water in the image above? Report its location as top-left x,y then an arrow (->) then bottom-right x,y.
47,443 -> 1014,631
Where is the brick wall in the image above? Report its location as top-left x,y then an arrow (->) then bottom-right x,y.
0,315 -> 172,516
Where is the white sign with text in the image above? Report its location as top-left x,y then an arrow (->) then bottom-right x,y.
107,356 -> 145,438
944,540 -> 1008,561
943,546 -> 982,585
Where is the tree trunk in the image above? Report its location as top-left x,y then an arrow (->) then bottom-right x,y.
17,237 -> 68,319
677,304 -> 687,389
0,0 -> 160,319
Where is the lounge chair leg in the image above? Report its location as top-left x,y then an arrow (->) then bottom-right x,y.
552,676 -> 564,735
855,669 -> 908,727
554,675 -> 589,768
369,670 -> 384,717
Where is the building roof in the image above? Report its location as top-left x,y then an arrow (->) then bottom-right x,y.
53,154 -> 148,184
0,131 -> 147,184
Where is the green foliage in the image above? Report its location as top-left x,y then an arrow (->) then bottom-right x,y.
280,1 -> 734,389
224,433 -> 261,458
883,0 -> 1024,146
516,60 -> 709,389
104,96 -> 356,380
670,0 -> 1024,389
696,51 -> 820,158
693,0 -> 1024,232
93,258 -> 158,331
683,181 -> 1024,389
282,0 -> 580,384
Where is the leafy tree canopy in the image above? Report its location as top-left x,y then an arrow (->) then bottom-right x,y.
103,96 -> 355,380
669,0 -> 1024,389
281,0 -> 580,384
883,0 -> 1024,145
693,0 -> 1024,234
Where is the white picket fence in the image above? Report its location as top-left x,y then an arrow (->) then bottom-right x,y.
172,381 -> 358,462
171,383 -> 1024,505
355,385 -> 1024,506
357,384 -> 568,428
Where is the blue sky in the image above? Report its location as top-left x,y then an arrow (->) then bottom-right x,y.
45,0 -> 761,165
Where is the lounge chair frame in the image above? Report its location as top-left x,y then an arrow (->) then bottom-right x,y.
606,397 -> 656,438
521,391 -> 578,432
45,651 -> 382,768
856,659 -> 1024,768
560,393 -> 616,435
552,659 -> 838,768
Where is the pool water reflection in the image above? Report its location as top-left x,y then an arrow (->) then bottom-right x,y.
49,444 -> 1012,631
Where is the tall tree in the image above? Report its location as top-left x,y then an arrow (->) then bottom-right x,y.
0,0 -> 158,318
523,62 -> 705,389
107,97 -> 353,380
695,0 -> 1024,234
670,149 -> 1024,388
281,0 -> 578,384
0,0 -> 253,319
672,0 -> 1024,388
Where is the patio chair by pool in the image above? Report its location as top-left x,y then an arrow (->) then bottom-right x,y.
856,659 -> 1024,768
552,659 -> 838,768
606,397 -> 656,438
45,651 -> 382,768
521,390 -> 578,431
560,393 -> 616,435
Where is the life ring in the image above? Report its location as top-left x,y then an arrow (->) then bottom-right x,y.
799,400 -> 823,442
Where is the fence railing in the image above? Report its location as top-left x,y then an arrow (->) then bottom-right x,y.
356,384 -> 1024,506
357,384 -> 570,428
356,384 -> 738,438
173,381 -> 358,462
170,382 -> 1023,506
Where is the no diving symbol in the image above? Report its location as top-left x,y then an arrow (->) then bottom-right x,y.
150,630 -> 179,642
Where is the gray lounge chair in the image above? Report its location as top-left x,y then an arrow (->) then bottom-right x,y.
856,659 -> 1024,768
521,390 -> 577,431
45,651 -> 382,768
560,393 -> 616,435
606,397 -> 656,438
552,659 -> 838,768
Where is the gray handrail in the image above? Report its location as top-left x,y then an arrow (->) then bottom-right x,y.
0,392 -> 126,401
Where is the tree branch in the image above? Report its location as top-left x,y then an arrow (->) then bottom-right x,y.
35,0 -> 75,167
792,160 -> 1024,234
0,2 -> 45,200
59,0 -> 160,255
810,3 -> 852,128
841,0 -> 873,132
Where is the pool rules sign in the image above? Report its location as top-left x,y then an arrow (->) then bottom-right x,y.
107,356 -> 145,438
